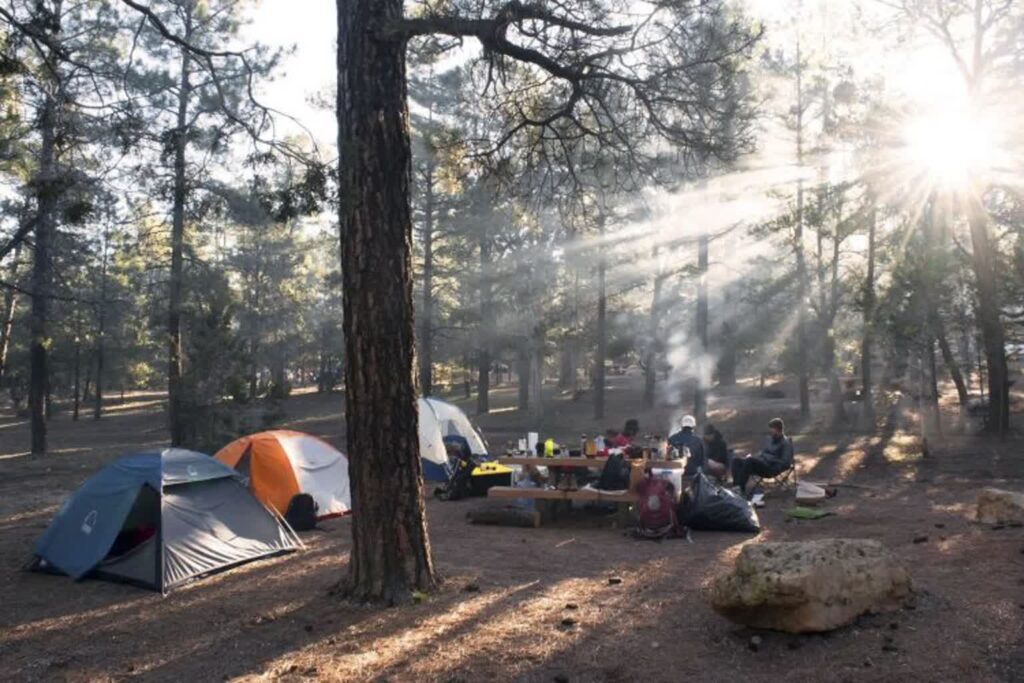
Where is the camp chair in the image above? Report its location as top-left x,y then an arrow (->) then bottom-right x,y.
748,457 -> 799,494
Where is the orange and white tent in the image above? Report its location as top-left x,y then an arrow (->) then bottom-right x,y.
214,430 -> 351,520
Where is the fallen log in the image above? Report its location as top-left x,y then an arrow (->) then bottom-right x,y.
467,505 -> 542,528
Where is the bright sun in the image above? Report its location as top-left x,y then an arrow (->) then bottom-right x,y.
901,105 -> 997,190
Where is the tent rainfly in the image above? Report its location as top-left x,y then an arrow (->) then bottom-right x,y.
214,430 -> 351,519
418,397 -> 489,481
31,449 -> 301,593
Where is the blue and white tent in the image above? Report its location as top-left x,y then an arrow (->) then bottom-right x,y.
32,449 -> 301,593
418,398 -> 488,481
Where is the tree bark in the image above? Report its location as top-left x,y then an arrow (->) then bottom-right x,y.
694,233 -> 709,423
167,6 -> 193,447
337,0 -> 436,603
594,216 -> 607,420
30,87 -> 59,455
418,157 -> 435,396
0,243 -> 22,383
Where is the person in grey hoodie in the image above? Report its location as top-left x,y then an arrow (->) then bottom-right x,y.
731,417 -> 793,494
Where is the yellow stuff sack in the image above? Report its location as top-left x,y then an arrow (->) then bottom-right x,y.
471,462 -> 513,477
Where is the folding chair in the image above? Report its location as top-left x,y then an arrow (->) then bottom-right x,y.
749,458 -> 799,494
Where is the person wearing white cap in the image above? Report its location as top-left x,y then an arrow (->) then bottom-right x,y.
668,415 -> 705,476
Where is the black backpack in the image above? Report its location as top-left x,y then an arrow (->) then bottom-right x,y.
285,493 -> 318,531
597,453 -> 631,491
434,455 -> 477,501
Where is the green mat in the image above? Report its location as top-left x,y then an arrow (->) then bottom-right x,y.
787,506 -> 835,520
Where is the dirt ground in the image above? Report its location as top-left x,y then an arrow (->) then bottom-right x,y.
1,377 -> 1023,682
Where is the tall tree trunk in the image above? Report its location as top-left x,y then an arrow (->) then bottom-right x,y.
249,341 -> 259,399
476,227 -> 492,414
558,272 -> 579,393
93,236 -> 107,420
72,324 -> 81,421
643,248 -> 664,409
694,233 -> 709,423
861,204 -> 876,424
827,225 -> 846,425
570,269 -> 580,395
816,214 -> 827,375
928,337 -> 941,435
716,320 -> 737,387
418,159 -> 435,396
82,354 -> 92,403
517,348 -> 530,411
0,243 -> 21,383
30,89 -> 59,455
167,10 -> 193,447
967,203 -> 1009,434
337,0 -> 436,603
529,324 -> 543,422
934,320 -> 969,410
794,39 -> 810,420
594,217 -> 607,420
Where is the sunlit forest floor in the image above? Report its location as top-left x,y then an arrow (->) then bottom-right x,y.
1,375 -> 1023,681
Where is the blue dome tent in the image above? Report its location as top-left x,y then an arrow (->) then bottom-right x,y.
31,449 -> 301,593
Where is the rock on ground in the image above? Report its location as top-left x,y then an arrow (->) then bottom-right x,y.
976,488 -> 1024,525
709,539 -> 912,633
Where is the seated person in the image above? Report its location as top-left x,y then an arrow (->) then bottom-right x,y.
731,417 -> 794,495
622,418 -> 640,439
702,424 -> 730,480
668,415 -> 705,476
606,428 -> 631,449
443,435 -> 473,471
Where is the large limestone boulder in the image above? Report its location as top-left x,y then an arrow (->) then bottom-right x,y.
976,488 -> 1024,524
709,539 -> 912,633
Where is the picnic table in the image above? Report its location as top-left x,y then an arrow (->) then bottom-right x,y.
485,455 -> 684,526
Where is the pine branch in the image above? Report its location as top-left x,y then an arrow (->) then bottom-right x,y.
118,0 -> 319,162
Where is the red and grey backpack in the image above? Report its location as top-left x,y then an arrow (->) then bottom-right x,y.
634,476 -> 680,540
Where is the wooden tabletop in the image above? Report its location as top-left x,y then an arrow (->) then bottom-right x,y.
497,456 -> 684,469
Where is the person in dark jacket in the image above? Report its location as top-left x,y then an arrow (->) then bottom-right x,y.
668,415 -> 705,475
702,424 -> 730,480
731,418 -> 794,494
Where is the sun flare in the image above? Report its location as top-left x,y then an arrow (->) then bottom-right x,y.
901,106 -> 998,190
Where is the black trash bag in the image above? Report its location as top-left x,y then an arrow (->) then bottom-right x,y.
678,471 -> 760,533
596,452 -> 631,491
